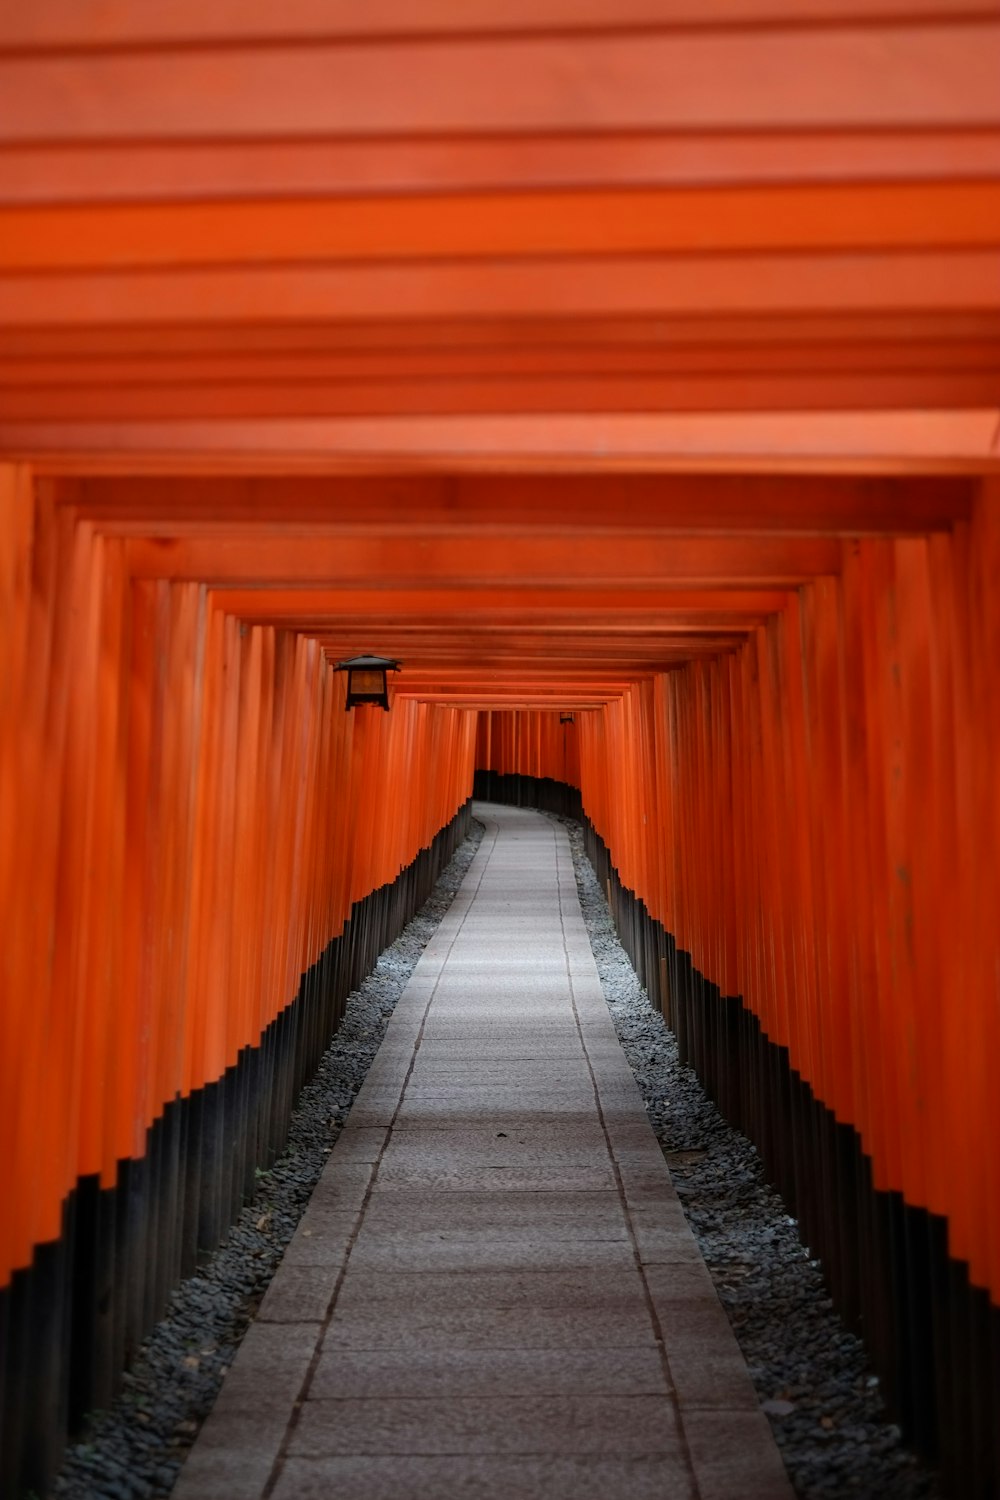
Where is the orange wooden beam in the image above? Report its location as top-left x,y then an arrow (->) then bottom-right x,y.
8,411 -> 998,473
5,371 -> 997,423
2,24 -> 997,140
5,340 -> 997,389
123,532 -> 842,587
4,0 -> 995,49
3,253 -> 997,331
209,583 -> 789,610
3,132 -> 999,208
60,473 -> 973,534
5,183 -> 999,273
5,310 -> 997,359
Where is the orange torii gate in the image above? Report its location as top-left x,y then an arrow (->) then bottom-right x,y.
1,4 -> 999,1497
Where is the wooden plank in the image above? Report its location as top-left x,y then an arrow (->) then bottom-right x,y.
122,530 -> 843,585
2,26 -> 998,142
63,472 -> 974,534
3,131 -> 999,206
4,340 -> 998,389
4,181 -> 998,270
4,309 -> 996,358
1,0 -> 992,48
2,369 -> 996,422
5,409 -> 998,471
206,586 -> 789,618
2,251 -> 996,327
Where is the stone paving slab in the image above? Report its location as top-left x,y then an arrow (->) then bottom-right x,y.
341,1233 -> 640,1273
331,1266 -> 655,1310
174,803 -> 794,1500
289,1393 -> 685,1456
351,1188 -> 629,1234
376,1136 -> 612,1165
390,1103 -> 625,1128
271,1453 -> 699,1500
309,1345 -> 669,1399
322,1299 -> 657,1353
373,1162 -> 619,1191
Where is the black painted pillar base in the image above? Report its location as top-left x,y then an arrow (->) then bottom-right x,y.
473,768 -> 583,821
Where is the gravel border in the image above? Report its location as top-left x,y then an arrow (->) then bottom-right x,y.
550,811 -> 943,1500
51,821 -> 485,1500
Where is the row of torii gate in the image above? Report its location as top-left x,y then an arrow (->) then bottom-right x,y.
1,4 -> 999,1498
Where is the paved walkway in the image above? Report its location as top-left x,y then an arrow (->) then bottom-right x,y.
175,804 -> 793,1500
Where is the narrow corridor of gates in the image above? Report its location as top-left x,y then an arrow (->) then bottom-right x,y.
2,6 -> 998,1497
174,805 -> 790,1500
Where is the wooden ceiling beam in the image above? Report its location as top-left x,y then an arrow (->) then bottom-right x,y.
3,25 -> 997,142
309,637 -> 756,657
5,370 -> 997,423
11,411 -> 995,473
215,612 -> 778,634
3,252 -> 997,330
63,473 -> 974,534
5,311 -> 997,359
3,0 -> 993,50
6,340 -> 997,388
5,183 -> 998,272
3,132 -> 999,208
122,531 -> 842,586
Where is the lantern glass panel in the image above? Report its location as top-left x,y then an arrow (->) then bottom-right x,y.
350,669 -> 385,697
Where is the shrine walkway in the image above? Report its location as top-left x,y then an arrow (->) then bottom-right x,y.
174,804 -> 792,1500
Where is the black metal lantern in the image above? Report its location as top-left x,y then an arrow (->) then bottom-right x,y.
336,654 -> 401,711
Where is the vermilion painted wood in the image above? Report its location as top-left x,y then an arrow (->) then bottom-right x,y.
476,711 -> 581,789
5,182 -> 998,271
0,469 -> 37,1278
3,0 -> 993,49
121,532 -> 842,586
3,132 -> 999,207
61,473 -> 976,533
0,485 -> 478,1284
206,588 -> 787,621
4,344 -> 998,397
4,372 -> 997,423
119,579 -> 155,1166
3,26 -> 997,141
7,411 -> 998,470
5,313 -> 997,368
2,253 -> 996,330
555,488 -> 999,1299
6,309 -> 996,353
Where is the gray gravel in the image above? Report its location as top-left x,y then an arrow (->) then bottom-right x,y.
551,811 -> 943,1500
51,821 -> 484,1500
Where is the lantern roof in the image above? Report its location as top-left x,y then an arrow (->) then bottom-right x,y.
336,655 -> 402,672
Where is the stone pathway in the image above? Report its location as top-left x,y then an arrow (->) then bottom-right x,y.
173,803 -> 793,1500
